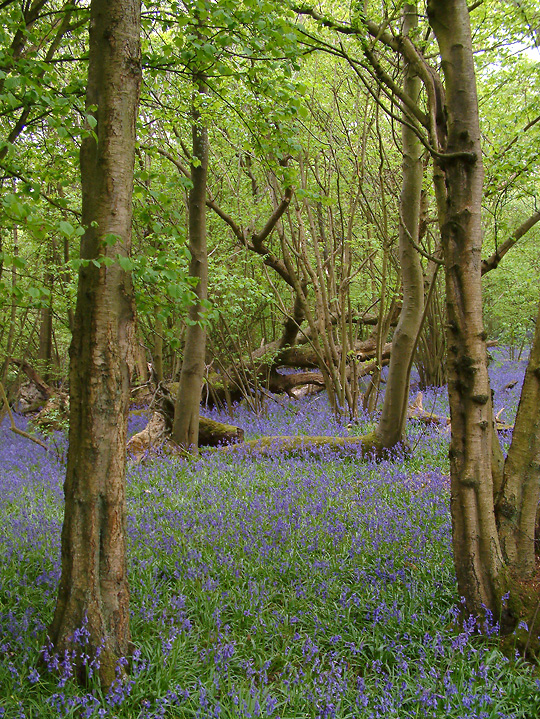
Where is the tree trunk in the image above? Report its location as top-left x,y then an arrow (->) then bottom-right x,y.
172,76 -> 209,453
427,0 -> 507,620
376,2 -> 424,448
497,297 -> 540,577
38,296 -> 53,383
38,236 -> 56,383
48,0 -> 141,687
153,313 -> 164,383
278,291 -> 306,349
0,227 -> 18,386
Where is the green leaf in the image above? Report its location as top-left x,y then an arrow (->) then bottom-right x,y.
59,221 -> 75,237
166,283 -> 182,298
118,256 -> 135,272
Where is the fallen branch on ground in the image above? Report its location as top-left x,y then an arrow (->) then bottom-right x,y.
0,381 -> 49,451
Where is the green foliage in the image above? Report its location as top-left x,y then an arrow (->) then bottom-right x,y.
483,221 -> 540,346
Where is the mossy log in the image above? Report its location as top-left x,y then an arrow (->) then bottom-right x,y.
127,384 -> 244,460
270,340 -> 392,370
208,431 -> 385,459
127,412 -> 244,460
198,350 -> 390,409
198,417 -> 244,446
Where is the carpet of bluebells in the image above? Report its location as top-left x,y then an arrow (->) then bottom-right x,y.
1,349 -> 539,718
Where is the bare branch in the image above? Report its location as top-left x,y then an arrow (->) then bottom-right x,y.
481,210 -> 540,275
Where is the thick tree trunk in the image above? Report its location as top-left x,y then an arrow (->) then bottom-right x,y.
172,78 -> 208,453
428,0 -> 507,620
48,0 -> 141,687
376,2 -> 424,448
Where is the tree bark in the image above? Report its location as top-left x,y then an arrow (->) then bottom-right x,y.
38,290 -> 54,383
48,0 -> 141,687
427,0 -> 507,620
497,298 -> 540,577
172,75 -> 209,453
0,227 -> 19,388
153,313 -> 164,383
376,2 -> 424,448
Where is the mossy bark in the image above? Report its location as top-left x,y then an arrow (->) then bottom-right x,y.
428,0 -> 508,624
497,299 -> 540,577
127,412 -> 244,460
212,431 -> 384,459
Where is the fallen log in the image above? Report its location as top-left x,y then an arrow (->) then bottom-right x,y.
199,349 -> 391,409
407,393 -> 513,432
127,412 -> 244,460
407,393 -> 449,426
271,340 -> 392,370
208,433 -> 383,458
127,385 -> 244,460
198,369 -> 328,408
267,371 -> 326,397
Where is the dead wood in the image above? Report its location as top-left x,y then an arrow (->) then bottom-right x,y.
9,358 -> 52,398
207,433 -> 383,458
407,393 -> 450,426
127,384 -> 244,460
0,381 -> 49,451
407,393 -> 513,432
202,338 -> 392,408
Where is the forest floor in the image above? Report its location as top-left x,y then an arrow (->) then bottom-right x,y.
1,349 -> 539,718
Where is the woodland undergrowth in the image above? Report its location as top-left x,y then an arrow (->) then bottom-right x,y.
0,350 -> 539,718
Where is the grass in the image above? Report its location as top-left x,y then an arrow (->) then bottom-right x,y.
0,352 -> 539,718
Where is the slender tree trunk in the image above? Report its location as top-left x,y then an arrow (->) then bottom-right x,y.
428,0 -> 507,620
278,291 -> 306,349
48,0 -> 141,687
497,298 -> 540,577
153,314 -> 164,383
172,78 -> 209,453
376,2 -> 424,448
0,227 -> 18,385
37,303 -> 53,381
38,242 -> 54,383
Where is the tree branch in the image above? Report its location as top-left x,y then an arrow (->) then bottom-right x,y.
481,210 -> 540,275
